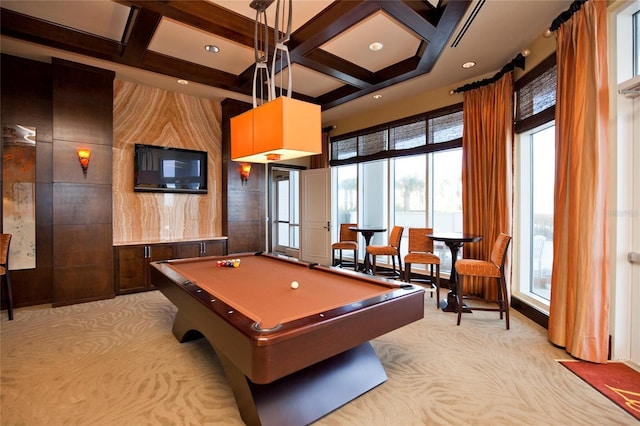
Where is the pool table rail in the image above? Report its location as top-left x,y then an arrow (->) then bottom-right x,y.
153,253 -> 422,339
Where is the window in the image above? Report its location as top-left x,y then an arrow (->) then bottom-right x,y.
360,160 -> 388,249
330,104 -> 463,271
518,124 -> 555,304
430,148 -> 463,273
514,54 -> 557,311
335,164 -> 357,225
635,10 -> 639,76
393,155 -> 426,259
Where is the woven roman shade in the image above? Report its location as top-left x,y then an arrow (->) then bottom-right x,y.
428,109 -> 463,144
390,120 -> 426,150
330,103 -> 463,166
515,54 -> 557,133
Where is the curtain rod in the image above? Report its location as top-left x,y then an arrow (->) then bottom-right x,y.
550,0 -> 588,32
451,53 -> 526,94
451,0 -> 588,95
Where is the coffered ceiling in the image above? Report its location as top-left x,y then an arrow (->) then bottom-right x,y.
0,1 -> 573,124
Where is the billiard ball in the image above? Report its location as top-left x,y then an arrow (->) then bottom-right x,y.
291,281 -> 299,289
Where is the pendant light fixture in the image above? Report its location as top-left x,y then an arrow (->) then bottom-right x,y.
230,0 -> 322,164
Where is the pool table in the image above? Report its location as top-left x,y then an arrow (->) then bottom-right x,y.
150,252 -> 424,426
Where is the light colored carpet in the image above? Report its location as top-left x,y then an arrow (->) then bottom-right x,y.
1,290 -> 636,426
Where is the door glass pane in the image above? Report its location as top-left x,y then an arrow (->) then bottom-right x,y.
276,178 -> 289,248
430,148 -> 462,273
277,223 -> 289,246
290,225 -> 299,249
277,179 -> 289,221
289,170 -> 300,249
273,169 -> 300,251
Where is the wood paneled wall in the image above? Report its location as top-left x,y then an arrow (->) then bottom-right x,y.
1,55 -> 115,308
51,59 -> 115,306
221,99 -> 266,254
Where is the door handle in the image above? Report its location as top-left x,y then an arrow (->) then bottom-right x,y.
323,221 -> 331,231
629,252 -> 640,264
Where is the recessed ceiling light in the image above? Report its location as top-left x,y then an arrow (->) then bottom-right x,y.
204,45 -> 220,53
369,42 -> 384,51
462,61 -> 476,69
372,94 -> 383,99
177,79 -> 189,85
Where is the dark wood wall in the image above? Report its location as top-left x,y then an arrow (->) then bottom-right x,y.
221,99 -> 266,254
51,59 -> 115,306
1,54 -> 115,309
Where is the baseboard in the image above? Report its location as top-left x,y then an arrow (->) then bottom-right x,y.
510,297 -> 548,329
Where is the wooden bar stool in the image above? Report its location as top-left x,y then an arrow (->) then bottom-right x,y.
331,223 -> 358,271
404,228 -> 440,308
366,226 -> 404,278
455,233 -> 512,329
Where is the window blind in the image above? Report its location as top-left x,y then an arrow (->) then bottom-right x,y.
428,110 -> 463,144
515,54 -> 556,133
359,130 -> 387,156
390,120 -> 426,150
330,103 -> 463,166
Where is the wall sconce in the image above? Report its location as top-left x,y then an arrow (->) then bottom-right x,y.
77,148 -> 91,177
238,163 -> 251,185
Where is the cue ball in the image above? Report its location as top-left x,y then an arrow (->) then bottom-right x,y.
291,281 -> 299,289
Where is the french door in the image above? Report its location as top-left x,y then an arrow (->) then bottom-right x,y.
271,167 -> 300,257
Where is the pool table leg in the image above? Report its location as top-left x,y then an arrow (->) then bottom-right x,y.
218,342 -> 387,426
217,352 -> 262,426
172,309 -> 204,342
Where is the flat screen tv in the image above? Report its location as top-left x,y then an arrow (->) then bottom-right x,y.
134,144 -> 208,194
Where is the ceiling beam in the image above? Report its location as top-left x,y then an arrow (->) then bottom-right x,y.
0,0 -> 471,110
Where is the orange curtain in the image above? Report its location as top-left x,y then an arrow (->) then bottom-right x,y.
310,130 -> 330,169
548,0 -> 610,363
461,73 -> 513,299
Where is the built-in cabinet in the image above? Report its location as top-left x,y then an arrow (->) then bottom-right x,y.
176,240 -> 227,258
114,238 -> 228,294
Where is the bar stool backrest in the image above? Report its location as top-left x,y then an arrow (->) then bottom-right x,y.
407,228 -> 434,254
339,223 -> 358,242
